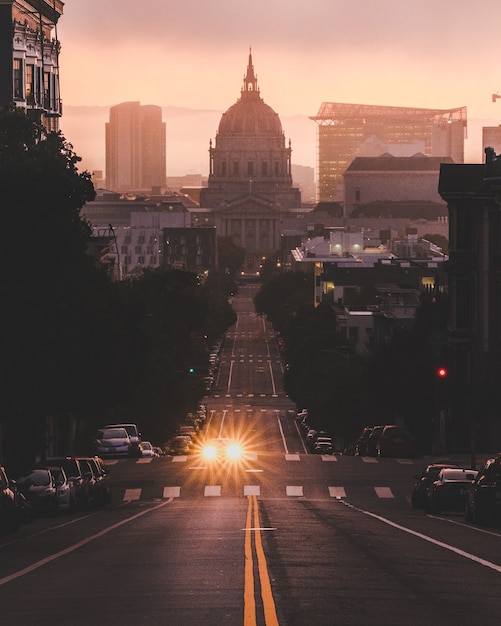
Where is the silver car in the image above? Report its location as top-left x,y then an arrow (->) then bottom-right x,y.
95,427 -> 131,457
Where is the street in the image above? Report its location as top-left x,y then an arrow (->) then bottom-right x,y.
1,284 -> 501,625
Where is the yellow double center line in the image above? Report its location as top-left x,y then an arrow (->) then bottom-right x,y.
244,495 -> 280,626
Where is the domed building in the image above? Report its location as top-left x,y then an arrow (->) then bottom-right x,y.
200,51 -> 301,272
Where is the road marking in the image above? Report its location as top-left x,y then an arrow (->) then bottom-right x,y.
329,486 -> 346,498
123,488 -> 141,501
321,455 -> 337,461
285,454 -> 300,461
361,457 -> 378,463
244,485 -> 260,496
286,486 -> 303,496
205,486 -> 221,496
340,499 -> 501,574
163,486 -> 180,498
374,487 -> 394,498
171,456 -> 187,462
136,458 -> 152,464
244,496 -> 280,626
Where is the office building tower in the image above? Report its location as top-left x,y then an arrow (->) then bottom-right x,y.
105,101 -> 166,193
310,103 -> 467,201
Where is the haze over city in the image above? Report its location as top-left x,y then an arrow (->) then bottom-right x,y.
58,0 -> 501,177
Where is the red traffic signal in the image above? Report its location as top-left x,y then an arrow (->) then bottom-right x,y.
437,367 -> 447,378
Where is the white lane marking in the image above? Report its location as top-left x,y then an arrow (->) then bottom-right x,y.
0,499 -> 172,587
171,456 -> 188,463
286,454 -> 301,461
361,457 -> 378,463
163,486 -> 180,498
329,487 -> 347,498
205,486 -> 221,496
340,499 -> 501,573
244,485 -> 260,496
276,410 -> 289,454
374,487 -> 394,498
123,488 -> 141,501
136,458 -> 152,464
322,455 -> 337,461
287,486 -> 304,496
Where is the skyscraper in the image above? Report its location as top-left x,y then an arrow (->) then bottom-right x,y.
105,102 -> 166,193
311,103 -> 467,202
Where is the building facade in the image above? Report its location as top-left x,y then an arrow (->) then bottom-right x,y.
105,101 -> 166,193
439,149 -> 501,452
0,0 -> 63,131
311,102 -> 467,202
200,51 -> 301,272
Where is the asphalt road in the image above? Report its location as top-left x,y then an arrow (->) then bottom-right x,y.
1,284 -> 501,625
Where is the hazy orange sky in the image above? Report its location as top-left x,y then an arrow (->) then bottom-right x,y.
57,0 -> 501,174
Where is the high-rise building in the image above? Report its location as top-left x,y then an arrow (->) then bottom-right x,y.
310,103 -> 467,202
105,102 -> 166,193
482,125 -> 501,157
0,0 -> 64,131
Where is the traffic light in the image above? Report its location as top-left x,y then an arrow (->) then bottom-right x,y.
436,367 -> 447,378
188,367 -> 195,374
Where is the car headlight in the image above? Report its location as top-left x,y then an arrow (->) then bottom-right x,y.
202,444 -> 218,461
226,443 -> 243,460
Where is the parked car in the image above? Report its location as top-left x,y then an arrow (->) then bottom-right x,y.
80,457 -> 112,506
355,427 -> 373,456
43,465 -> 76,513
0,466 -> 22,533
16,468 -> 59,515
465,453 -> 501,526
140,441 -> 156,457
366,425 -> 385,456
411,463 -> 461,509
168,436 -> 192,456
376,425 -> 417,458
425,467 -> 478,514
104,423 -> 142,457
95,427 -> 132,458
313,440 -> 334,455
45,457 -> 90,511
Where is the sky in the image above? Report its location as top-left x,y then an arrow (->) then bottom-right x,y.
56,0 -> 501,175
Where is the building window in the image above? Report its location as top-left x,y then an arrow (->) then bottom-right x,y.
13,59 -> 22,100
233,161 -> 240,176
274,161 -> 280,176
135,245 -> 142,254
355,188 -> 361,202
26,64 -> 35,103
221,161 -> 227,176
261,161 -> 268,176
247,161 -> 254,176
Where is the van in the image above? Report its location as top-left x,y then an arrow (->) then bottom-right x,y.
105,423 -> 142,457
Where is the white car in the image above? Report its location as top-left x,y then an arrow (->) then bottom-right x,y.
140,441 -> 156,457
95,427 -> 132,457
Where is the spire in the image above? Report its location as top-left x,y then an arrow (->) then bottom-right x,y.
242,47 -> 259,95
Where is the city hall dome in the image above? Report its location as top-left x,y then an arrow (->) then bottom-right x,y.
217,51 -> 283,137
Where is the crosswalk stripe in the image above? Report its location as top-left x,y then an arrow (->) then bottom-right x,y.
285,454 -> 300,461
244,485 -> 260,496
163,486 -> 180,498
374,487 -> 394,498
136,458 -> 152,464
286,486 -> 303,496
329,486 -> 346,498
321,455 -> 337,461
123,488 -> 141,501
361,457 -> 378,463
205,486 -> 221,496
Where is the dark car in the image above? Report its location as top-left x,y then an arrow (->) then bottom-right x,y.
76,456 -> 111,506
45,457 -> 90,510
376,425 -> 417,458
465,453 -> 501,526
0,466 -> 21,533
425,467 -> 478,514
411,463 -> 461,509
366,425 -> 385,456
355,427 -> 373,456
16,468 -> 59,515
